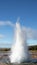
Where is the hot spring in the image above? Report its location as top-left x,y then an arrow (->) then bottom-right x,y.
9,22 -> 30,63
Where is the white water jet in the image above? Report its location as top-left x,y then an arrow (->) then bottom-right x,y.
9,22 -> 30,63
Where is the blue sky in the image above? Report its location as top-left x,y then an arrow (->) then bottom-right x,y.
0,0 -> 37,48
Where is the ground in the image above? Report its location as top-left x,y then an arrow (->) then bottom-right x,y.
0,63 -> 37,65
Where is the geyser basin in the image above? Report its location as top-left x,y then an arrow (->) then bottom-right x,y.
9,22 -> 30,63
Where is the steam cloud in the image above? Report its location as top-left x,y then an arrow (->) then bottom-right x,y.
0,21 -> 37,40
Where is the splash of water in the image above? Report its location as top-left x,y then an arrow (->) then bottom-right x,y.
9,22 -> 29,63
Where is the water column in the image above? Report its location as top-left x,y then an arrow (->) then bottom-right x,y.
9,22 -> 29,63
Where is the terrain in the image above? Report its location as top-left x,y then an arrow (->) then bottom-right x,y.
0,45 -> 37,65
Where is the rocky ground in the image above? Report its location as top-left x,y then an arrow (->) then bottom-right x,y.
0,63 -> 37,65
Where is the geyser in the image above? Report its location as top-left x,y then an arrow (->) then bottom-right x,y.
9,22 -> 30,63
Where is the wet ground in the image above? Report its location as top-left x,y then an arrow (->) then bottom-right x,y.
0,51 -> 10,63
0,51 -> 37,65
0,63 -> 37,65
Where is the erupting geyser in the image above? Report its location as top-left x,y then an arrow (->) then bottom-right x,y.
9,22 -> 30,63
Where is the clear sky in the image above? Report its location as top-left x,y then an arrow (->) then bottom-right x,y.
0,0 -> 37,48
